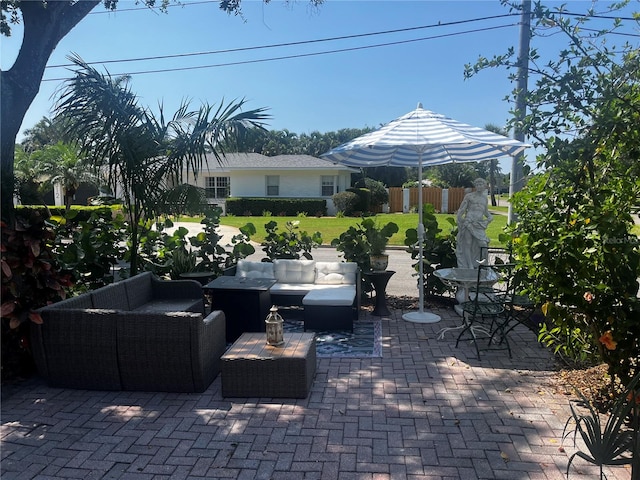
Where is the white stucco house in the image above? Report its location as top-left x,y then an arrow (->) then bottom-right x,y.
187,153 -> 358,215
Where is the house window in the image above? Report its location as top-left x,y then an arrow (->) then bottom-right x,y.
266,175 -> 279,196
205,176 -> 229,198
321,176 -> 335,196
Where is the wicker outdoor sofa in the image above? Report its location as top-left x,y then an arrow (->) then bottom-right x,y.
225,259 -> 361,331
31,272 -> 226,393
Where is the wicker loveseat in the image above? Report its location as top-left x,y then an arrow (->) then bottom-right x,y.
31,272 -> 226,393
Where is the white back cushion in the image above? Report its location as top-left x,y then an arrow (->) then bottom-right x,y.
236,260 -> 275,279
315,262 -> 358,285
273,259 -> 316,284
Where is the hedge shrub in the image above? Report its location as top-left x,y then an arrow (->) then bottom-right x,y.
16,205 -> 119,224
226,198 -> 326,216
331,191 -> 360,216
346,187 -> 371,214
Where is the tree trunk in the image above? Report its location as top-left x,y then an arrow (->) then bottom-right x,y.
489,160 -> 497,207
1,1 -> 99,224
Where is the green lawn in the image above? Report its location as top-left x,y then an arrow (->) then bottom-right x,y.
181,212 -> 640,247
212,213 -> 509,247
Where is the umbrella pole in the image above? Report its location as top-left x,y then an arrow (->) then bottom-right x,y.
403,156 -> 441,324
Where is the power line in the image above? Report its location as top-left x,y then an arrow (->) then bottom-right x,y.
580,27 -> 640,38
46,13 -> 521,69
560,11 -> 638,21
42,23 -> 518,82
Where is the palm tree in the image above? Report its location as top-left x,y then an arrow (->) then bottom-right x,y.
13,145 -> 46,205
55,55 -> 269,275
483,123 -> 506,207
21,116 -> 69,153
34,141 -> 97,210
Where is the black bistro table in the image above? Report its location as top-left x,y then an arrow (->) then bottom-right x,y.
363,270 -> 396,316
203,276 -> 276,343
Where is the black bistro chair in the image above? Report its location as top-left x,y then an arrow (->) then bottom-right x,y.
456,261 -> 514,359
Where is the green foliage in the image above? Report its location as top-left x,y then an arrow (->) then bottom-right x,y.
32,141 -> 98,210
365,218 -> 399,255
511,159 -> 640,383
363,178 -> 389,209
346,187 -> 371,214
536,321 -> 595,368
189,207 -> 256,272
261,220 -> 322,260
50,209 -> 127,292
17,205 -> 116,223
226,222 -> 258,264
427,163 -> 478,188
331,191 -> 360,216
226,197 -> 326,217
242,126 -> 372,158
330,218 -> 399,270
330,217 -> 398,295
14,144 -> 48,205
1,212 -> 73,382
220,213 -> 497,247
360,166 -> 408,188
563,372 -> 639,479
135,208 -> 256,279
468,1 -> 640,385
404,203 -> 457,296
330,227 -> 371,273
55,55 -> 268,275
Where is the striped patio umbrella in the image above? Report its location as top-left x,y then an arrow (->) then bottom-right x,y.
322,103 -> 529,324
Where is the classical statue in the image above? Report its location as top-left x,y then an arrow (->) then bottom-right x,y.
455,178 -> 493,268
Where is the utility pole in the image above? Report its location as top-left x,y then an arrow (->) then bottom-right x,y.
508,0 -> 531,224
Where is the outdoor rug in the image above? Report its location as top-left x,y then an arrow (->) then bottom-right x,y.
279,308 -> 382,358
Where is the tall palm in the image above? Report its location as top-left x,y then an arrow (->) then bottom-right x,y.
34,141 -> 97,210
483,123 -> 506,207
21,116 -> 69,153
55,55 -> 269,275
14,145 -> 46,205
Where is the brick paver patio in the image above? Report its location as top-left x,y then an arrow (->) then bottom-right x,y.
1,303 -> 632,479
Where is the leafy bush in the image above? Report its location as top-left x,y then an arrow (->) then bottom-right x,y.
261,220 -> 322,260
331,191 -> 360,216
346,187 -> 371,214
51,209 -> 127,292
1,212 -> 73,383
404,203 -> 457,296
511,146 -> 640,385
364,178 -> 389,209
331,218 -> 399,269
17,205 -> 117,223
137,207 -> 256,278
189,207 -> 256,272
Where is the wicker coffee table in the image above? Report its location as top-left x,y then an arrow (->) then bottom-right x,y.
221,332 -> 316,399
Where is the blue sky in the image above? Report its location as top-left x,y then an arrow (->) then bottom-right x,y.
2,0 -> 637,172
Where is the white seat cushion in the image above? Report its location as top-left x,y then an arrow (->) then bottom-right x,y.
302,286 -> 356,306
273,259 -> 316,284
236,260 -> 275,280
315,262 -> 357,285
270,283 -> 315,296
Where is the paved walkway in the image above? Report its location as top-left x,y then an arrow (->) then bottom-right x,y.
1,302 -> 631,479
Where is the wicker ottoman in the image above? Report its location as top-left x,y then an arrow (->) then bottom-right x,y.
221,332 -> 316,398
302,287 -> 356,331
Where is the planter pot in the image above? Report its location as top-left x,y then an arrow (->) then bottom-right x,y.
370,254 -> 389,272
